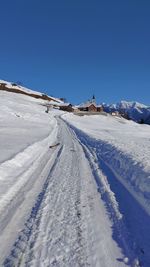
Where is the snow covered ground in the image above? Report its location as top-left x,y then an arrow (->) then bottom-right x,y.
4,118 -> 131,267
63,113 -> 150,211
0,80 -> 43,96
0,79 -> 63,103
63,112 -> 150,266
0,89 -> 150,266
0,91 -> 59,263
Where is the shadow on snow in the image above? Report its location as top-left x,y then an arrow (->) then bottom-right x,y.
67,122 -> 150,267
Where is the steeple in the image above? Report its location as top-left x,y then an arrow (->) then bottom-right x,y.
91,94 -> 96,104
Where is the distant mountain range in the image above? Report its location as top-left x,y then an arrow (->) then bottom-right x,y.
103,101 -> 150,124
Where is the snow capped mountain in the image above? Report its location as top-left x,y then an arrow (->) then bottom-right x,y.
103,100 -> 150,124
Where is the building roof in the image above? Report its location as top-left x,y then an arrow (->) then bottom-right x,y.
78,102 -> 103,109
58,103 -> 72,107
78,101 -> 97,108
96,105 -> 103,108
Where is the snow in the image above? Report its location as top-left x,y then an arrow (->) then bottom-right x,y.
58,102 -> 71,106
63,112 -> 150,266
78,101 -> 96,108
0,79 -> 43,96
103,100 -> 150,123
0,89 -> 150,266
3,118 -> 130,267
0,91 -> 56,162
0,91 -> 58,263
0,79 -> 63,103
63,113 -> 150,213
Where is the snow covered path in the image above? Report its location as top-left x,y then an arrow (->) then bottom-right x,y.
3,117 -> 131,267
63,114 -> 150,267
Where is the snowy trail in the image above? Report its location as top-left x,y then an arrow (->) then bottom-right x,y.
3,117 -> 130,267
65,120 -> 150,267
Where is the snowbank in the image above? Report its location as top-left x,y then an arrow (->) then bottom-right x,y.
0,91 -> 59,262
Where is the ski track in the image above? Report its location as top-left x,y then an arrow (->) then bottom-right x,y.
3,117 -> 141,267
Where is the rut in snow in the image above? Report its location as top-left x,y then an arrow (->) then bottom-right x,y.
4,119 -> 87,267
67,121 -> 148,267
3,117 -> 137,267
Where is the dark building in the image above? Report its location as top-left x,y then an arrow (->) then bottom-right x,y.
59,103 -> 73,112
78,103 -> 103,112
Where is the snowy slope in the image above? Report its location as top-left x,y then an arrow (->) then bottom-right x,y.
4,118 -> 131,267
0,79 -> 63,103
0,91 -> 57,162
1,89 -> 150,266
63,113 -> 150,265
0,91 -> 131,267
0,90 -> 59,263
63,113 -> 150,212
0,79 -> 42,96
103,100 -> 150,124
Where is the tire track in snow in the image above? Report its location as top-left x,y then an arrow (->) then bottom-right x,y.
26,122 -> 87,267
79,142 -> 138,266
3,117 -> 135,267
3,120 -> 87,267
66,122 -> 143,267
3,145 -> 63,267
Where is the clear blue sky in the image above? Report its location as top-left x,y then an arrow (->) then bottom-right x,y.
0,0 -> 150,105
